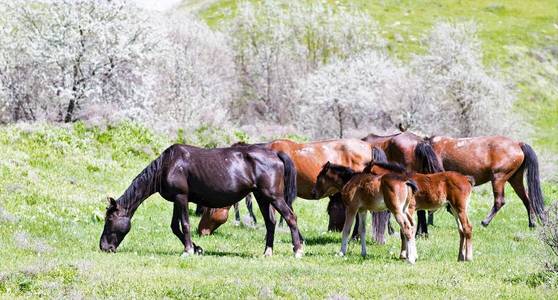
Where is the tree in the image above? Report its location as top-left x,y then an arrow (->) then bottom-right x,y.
0,0 -> 156,123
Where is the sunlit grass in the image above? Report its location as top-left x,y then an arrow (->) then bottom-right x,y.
0,123 -> 557,297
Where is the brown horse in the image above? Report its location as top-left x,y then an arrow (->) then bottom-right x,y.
311,162 -> 418,263
360,131 -> 443,236
364,161 -> 475,261
99,143 -> 303,257
418,136 -> 545,228
197,138 -> 379,234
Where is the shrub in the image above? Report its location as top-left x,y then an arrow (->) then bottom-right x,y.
225,0 -> 385,123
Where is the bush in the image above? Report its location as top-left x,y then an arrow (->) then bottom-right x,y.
225,0 -> 385,123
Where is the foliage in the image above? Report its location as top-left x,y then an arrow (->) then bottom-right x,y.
0,0 -> 157,123
293,21 -> 522,138
225,0 -> 385,123
151,12 -> 239,131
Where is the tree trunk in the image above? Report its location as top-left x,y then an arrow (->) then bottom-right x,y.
64,98 -> 75,123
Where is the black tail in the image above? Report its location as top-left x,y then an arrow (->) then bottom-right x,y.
415,141 -> 444,173
277,151 -> 297,209
520,143 -> 546,223
370,146 -> 394,244
466,176 -> 475,186
372,146 -> 388,163
371,211 -> 391,244
406,179 -> 419,194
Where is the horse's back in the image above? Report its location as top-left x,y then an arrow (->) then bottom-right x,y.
432,136 -> 523,183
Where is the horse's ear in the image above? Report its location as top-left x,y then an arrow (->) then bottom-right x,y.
107,197 -> 117,208
325,161 -> 331,168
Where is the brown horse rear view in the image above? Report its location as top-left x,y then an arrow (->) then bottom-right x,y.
312,162 -> 418,264
418,136 -> 545,227
365,161 -> 475,261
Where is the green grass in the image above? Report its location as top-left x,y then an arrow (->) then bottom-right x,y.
1,123 -> 558,298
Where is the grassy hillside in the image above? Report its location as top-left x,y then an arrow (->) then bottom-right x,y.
1,122 -> 558,298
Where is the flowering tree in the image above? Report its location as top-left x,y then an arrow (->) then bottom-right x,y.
226,0 -> 385,123
0,0 -> 156,123
151,13 -> 239,131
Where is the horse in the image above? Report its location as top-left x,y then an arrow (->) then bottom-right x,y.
364,161 -> 475,261
196,195 -> 257,236
99,143 -> 303,258
360,131 -> 443,236
311,162 -> 418,263
197,139 -> 384,237
417,136 -> 546,228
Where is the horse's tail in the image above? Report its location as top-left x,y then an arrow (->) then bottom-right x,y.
371,211 -> 390,244
370,146 -> 393,244
406,179 -> 419,194
277,151 -> 297,209
372,146 -> 388,163
466,175 -> 475,186
414,141 -> 444,173
520,143 -> 546,223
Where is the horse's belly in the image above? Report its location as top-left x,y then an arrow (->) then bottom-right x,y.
361,194 -> 387,211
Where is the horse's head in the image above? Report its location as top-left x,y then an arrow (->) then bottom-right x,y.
99,197 -> 131,253
311,161 -> 344,199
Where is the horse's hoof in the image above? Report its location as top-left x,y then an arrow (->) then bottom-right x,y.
294,249 -> 304,259
529,223 -> 536,229
481,220 -> 490,227
336,252 -> 345,257
194,245 -> 204,255
233,221 -> 240,226
399,251 -> 407,260
406,258 -> 416,265
264,247 -> 273,257
361,253 -> 367,258
180,249 -> 195,259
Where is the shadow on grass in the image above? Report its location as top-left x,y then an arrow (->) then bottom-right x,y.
303,234 -> 339,246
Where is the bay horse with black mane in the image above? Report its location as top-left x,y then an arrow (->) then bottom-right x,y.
364,161 -> 475,261
417,135 -> 546,228
312,162 -> 418,263
99,143 -> 303,257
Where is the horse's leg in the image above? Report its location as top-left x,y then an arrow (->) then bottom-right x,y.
351,214 -> 360,240
246,193 -> 257,224
481,178 -> 507,227
327,193 -> 345,231
176,194 -> 200,257
450,205 -> 466,261
254,194 -> 276,256
171,202 -> 184,244
233,202 -> 241,225
416,210 -> 428,237
399,228 -> 407,259
270,199 -> 304,257
508,168 -> 535,228
340,207 -> 358,256
387,214 -> 395,236
427,211 -> 434,226
358,211 -> 367,257
393,210 -> 416,264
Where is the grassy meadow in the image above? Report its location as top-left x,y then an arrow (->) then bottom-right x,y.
0,122 -> 557,298
0,0 -> 557,298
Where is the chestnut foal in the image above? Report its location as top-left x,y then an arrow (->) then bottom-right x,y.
312,162 -> 418,263
364,161 -> 475,261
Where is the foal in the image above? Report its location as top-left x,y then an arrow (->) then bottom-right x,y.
364,161 -> 475,261
312,162 -> 418,263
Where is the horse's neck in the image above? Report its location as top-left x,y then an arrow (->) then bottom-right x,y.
118,183 -> 155,217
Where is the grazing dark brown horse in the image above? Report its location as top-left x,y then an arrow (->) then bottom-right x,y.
99,143 -> 303,257
417,136 -> 546,228
312,162 -> 418,263
198,138 -> 380,235
364,161 -> 475,261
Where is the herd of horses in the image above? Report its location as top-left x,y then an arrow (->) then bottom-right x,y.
99,130 -> 546,263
